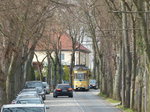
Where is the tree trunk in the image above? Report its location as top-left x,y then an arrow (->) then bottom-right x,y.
6,52 -> 18,103
24,50 -> 35,81
53,62 -> 57,88
47,55 -> 51,87
121,0 -> 132,107
92,40 -> 97,79
58,52 -> 62,84
130,19 -> 137,109
70,50 -> 75,87
97,60 -> 100,88
0,70 -> 6,107
113,47 -> 122,100
121,36 -> 126,106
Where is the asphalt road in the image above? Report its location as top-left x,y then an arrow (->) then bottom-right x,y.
45,89 -> 122,112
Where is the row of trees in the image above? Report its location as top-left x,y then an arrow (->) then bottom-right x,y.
0,0 -> 83,106
73,0 -> 150,112
0,0 -> 150,112
50,0 -> 150,112
0,0 -> 69,106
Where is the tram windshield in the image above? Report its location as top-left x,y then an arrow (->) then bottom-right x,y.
75,73 -> 85,80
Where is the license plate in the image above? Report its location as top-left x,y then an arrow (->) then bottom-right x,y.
62,90 -> 67,92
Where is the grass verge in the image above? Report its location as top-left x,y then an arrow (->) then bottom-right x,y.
98,93 -> 135,112
117,105 -> 135,112
98,93 -> 120,103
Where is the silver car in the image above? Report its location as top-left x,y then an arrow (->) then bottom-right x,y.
11,93 -> 41,104
1,104 -> 48,112
24,81 -> 46,100
16,97 -> 44,104
42,82 -> 50,94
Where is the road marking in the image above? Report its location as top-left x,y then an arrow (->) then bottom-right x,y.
73,92 -> 85,112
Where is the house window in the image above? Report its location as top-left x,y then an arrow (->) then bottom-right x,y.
61,54 -> 65,60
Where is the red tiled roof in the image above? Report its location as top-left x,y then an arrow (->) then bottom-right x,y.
35,33 -> 90,53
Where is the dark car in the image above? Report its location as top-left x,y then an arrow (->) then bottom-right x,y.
24,81 -> 46,100
89,79 -> 97,89
53,84 -> 73,98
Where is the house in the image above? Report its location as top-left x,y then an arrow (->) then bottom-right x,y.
32,33 -> 91,67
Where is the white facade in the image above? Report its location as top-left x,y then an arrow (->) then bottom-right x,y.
82,37 -> 94,70
33,51 -> 90,67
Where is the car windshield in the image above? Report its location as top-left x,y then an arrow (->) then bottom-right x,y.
90,80 -> 96,84
42,82 -> 48,87
17,100 -> 42,104
3,107 -> 44,112
57,85 -> 71,89
25,82 -> 43,88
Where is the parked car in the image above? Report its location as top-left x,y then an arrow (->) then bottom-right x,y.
1,104 -> 48,112
18,91 -> 41,97
53,84 -> 73,98
16,97 -> 44,104
42,82 -> 50,94
24,81 -> 46,100
89,79 -> 97,89
19,88 -> 37,93
11,93 -> 41,104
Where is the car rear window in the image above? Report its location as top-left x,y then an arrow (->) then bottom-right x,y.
57,85 -> 71,89
25,82 -> 43,88
43,82 -> 48,86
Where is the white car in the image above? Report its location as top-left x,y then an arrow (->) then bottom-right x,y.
1,104 -> 49,112
11,93 -> 41,104
42,82 -> 50,94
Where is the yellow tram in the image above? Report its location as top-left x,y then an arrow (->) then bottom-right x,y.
72,65 -> 90,91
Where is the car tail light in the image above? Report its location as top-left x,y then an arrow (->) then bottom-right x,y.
11,102 -> 16,104
56,88 -> 62,91
11,100 -> 16,104
68,88 -> 73,91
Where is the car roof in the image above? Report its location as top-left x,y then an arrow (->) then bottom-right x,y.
90,79 -> 96,80
18,93 -> 37,96
21,89 -> 37,92
57,84 -> 70,85
2,104 -> 45,108
21,91 -> 37,93
17,97 -> 41,100
22,88 -> 36,90
26,81 -> 42,83
17,95 -> 39,99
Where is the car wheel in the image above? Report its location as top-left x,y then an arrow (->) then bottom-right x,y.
43,96 -> 46,100
69,95 -> 73,98
53,95 -> 57,98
